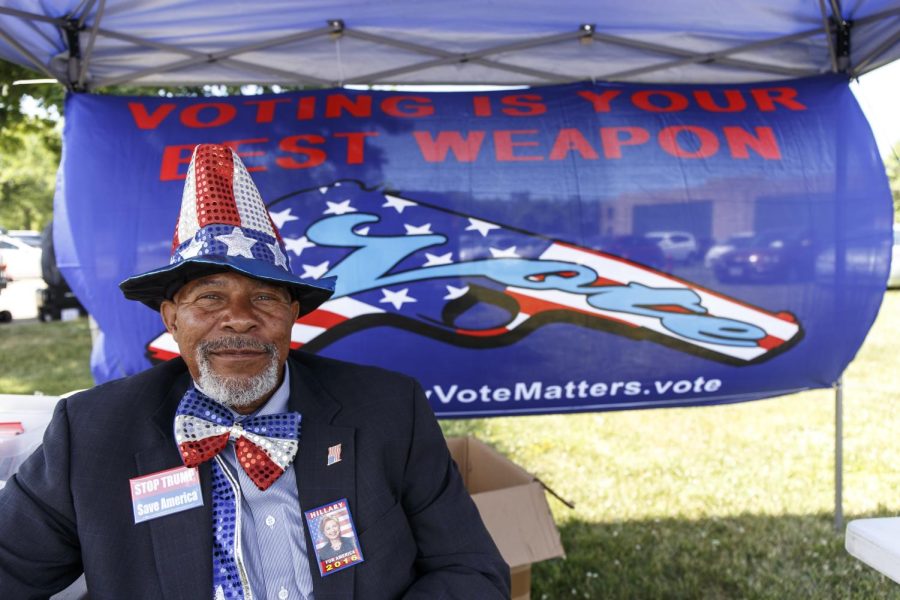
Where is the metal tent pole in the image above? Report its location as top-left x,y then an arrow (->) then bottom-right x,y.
834,377 -> 844,532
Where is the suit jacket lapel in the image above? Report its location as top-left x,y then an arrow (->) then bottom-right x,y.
288,357 -> 358,599
135,371 -> 213,600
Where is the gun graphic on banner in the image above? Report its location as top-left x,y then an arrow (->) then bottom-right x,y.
148,181 -> 801,365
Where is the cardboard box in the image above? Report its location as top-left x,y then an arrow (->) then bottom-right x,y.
446,436 -> 565,600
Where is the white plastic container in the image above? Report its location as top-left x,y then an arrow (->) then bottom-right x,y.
846,518 -> 900,584
0,394 -> 59,484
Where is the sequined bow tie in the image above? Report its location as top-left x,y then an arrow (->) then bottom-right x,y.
174,388 -> 302,490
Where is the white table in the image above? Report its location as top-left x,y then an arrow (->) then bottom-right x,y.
0,394 -> 59,487
846,518 -> 900,584
0,394 -> 88,598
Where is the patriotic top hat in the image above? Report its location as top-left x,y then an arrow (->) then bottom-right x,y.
120,144 -> 335,313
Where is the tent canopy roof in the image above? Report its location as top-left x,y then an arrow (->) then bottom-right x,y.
0,0 -> 898,91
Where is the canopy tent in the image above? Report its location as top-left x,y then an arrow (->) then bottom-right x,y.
0,0 -> 898,90
0,1 -> 895,538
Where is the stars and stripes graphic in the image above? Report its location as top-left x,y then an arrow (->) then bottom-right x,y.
327,443 -> 342,466
170,144 -> 288,269
148,180 -> 802,366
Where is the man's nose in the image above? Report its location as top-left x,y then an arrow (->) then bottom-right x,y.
221,297 -> 259,332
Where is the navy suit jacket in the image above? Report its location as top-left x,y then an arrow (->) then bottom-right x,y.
0,351 -> 509,599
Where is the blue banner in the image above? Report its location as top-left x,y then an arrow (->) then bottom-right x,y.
57,76 -> 892,417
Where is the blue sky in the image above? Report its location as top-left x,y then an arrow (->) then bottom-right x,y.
852,60 -> 900,157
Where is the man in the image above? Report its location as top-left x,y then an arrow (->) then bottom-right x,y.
0,144 -> 509,599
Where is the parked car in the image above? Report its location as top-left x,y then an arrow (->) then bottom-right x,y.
714,229 -> 816,283
0,252 -> 8,291
644,231 -> 699,264
889,224 -> 900,289
6,229 -> 42,248
35,286 -> 88,322
0,234 -> 42,280
0,253 -> 10,322
37,221 -> 88,321
704,232 -> 754,269
594,235 -> 669,270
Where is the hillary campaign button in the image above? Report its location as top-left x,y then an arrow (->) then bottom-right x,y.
305,498 -> 364,576
130,465 -> 203,523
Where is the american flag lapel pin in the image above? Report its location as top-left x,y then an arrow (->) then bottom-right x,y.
327,443 -> 342,466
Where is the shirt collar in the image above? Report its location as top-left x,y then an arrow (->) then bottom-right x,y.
256,367 -> 291,416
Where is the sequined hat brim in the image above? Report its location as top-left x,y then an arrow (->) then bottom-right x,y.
119,254 -> 335,313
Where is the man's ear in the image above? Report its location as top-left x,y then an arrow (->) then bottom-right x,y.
291,300 -> 301,321
160,300 -> 178,337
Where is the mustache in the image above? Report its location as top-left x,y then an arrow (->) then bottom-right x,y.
197,336 -> 277,357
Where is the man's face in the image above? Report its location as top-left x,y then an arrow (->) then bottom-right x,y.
160,272 -> 300,412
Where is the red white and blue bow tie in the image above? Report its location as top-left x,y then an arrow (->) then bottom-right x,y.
174,387 -> 301,491
174,387 -> 302,599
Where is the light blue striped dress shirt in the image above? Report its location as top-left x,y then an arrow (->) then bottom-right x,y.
199,369 -> 315,600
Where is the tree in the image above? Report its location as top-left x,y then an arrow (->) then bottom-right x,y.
0,118 -> 60,230
885,142 -> 900,219
1,61 -> 64,230
1,58 -> 286,230
0,61 -> 65,138
0,125 -> 59,230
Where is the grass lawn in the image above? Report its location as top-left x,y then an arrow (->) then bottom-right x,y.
2,293 -> 899,598
445,292 -> 900,599
0,319 -> 94,395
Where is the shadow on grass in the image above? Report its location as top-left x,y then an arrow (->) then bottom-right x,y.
532,511 -> 900,600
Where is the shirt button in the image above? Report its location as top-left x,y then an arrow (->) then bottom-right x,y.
265,515 -> 276,528
278,587 -> 289,600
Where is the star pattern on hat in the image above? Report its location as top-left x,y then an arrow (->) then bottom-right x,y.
268,241 -> 288,269
216,228 -> 257,258
122,144 -> 336,314
179,236 -> 205,260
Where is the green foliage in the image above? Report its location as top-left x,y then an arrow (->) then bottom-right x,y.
0,60 -> 65,141
0,61 -> 63,230
0,117 -> 60,230
885,142 -> 900,218
0,58 -> 305,230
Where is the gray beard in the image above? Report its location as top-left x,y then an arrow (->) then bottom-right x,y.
195,337 -> 280,410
